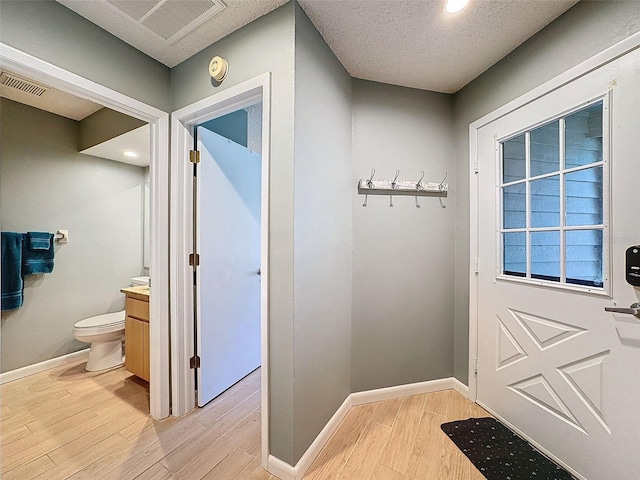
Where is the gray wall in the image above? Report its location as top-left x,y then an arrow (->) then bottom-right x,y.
201,110 -> 248,148
0,0 -> 170,111
452,0 -> 640,384
351,80 -> 455,392
170,2 -> 297,464
0,99 -> 145,372
293,3 -> 352,462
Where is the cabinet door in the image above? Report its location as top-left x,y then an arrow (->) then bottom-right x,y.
125,316 -> 144,378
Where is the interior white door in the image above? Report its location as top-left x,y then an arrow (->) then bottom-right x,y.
475,48 -> 640,479
196,126 -> 261,407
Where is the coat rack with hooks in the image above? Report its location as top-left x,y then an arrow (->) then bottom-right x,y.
358,169 -> 448,199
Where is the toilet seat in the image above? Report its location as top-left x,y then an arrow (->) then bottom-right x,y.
73,310 -> 125,336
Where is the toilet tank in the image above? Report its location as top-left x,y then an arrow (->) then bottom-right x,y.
131,276 -> 150,286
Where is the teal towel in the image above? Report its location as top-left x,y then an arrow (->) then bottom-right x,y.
27,232 -> 51,250
22,232 -> 55,275
1,232 -> 24,311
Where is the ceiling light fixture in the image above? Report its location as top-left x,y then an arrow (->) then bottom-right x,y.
445,0 -> 469,14
123,150 -> 138,158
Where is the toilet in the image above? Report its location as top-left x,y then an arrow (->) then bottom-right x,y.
73,310 -> 126,371
73,276 -> 150,372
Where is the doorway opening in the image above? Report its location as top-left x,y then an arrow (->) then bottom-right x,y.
170,73 -> 271,466
0,43 -> 170,420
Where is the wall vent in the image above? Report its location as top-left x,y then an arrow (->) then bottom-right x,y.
0,73 -> 48,97
105,0 -> 226,45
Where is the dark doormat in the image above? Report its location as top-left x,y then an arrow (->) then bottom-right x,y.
441,417 -> 576,480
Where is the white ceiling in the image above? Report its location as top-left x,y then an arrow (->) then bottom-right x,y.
298,0 -> 579,93
0,71 -> 103,120
56,0 -> 578,94
81,125 -> 151,167
56,0 -> 288,69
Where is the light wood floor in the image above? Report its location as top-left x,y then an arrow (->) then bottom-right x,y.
1,359 -> 488,479
303,390 -> 489,480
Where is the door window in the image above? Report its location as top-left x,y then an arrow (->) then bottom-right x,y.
500,100 -> 606,289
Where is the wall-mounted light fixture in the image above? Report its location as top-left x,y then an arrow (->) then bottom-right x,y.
209,56 -> 229,82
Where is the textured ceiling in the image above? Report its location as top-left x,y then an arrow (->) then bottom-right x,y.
56,0 -> 578,93
56,0 -> 289,68
298,0 -> 578,94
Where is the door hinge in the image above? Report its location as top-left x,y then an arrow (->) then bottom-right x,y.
189,253 -> 200,267
474,258 -> 479,276
474,358 -> 478,376
190,355 -> 201,369
189,150 -> 200,164
473,159 -> 479,174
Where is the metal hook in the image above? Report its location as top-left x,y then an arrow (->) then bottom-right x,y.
439,172 -> 448,191
439,197 -> 446,209
391,170 -> 400,190
415,196 -> 421,208
416,171 -> 425,191
367,168 -> 376,189
362,194 -> 368,207
389,195 -> 394,207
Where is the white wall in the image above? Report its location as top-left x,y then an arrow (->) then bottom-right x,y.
452,0 -> 640,383
0,99 -> 145,372
351,80 -> 455,392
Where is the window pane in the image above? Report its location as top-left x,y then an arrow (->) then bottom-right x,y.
565,166 -> 603,226
504,232 -> 526,277
566,229 -> 603,287
531,231 -> 560,282
502,134 -> 526,183
530,120 -> 559,177
530,175 -> 560,228
565,102 -> 603,169
503,183 -> 526,229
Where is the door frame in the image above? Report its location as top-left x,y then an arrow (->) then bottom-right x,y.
0,43 -> 171,419
468,32 -> 640,401
170,73 -> 271,466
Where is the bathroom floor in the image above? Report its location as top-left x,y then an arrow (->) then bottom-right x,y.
0,359 -> 267,479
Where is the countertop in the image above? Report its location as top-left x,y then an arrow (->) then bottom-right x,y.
120,285 -> 150,301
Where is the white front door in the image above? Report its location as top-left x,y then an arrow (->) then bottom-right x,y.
196,126 -> 262,407
475,47 -> 640,479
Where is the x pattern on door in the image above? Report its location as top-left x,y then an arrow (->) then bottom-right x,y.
496,308 -> 609,435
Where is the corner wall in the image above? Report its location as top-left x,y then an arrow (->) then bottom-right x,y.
452,0 -> 640,384
0,99 -> 145,372
351,80 -> 455,392
293,3 -> 353,462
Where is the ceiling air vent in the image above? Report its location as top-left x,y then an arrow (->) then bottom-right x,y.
0,72 -> 48,97
105,0 -> 226,45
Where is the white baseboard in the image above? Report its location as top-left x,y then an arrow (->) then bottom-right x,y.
267,376 -> 470,479
267,455 -> 295,480
294,395 -> 352,479
351,377 -> 457,406
0,349 -> 89,385
452,377 -> 470,398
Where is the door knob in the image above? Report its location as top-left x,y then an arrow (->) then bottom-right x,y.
604,302 -> 640,318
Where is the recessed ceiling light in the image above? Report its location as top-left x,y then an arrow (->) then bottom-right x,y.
122,150 -> 138,158
445,0 -> 469,14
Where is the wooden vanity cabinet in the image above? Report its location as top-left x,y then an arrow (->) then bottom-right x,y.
123,291 -> 150,382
